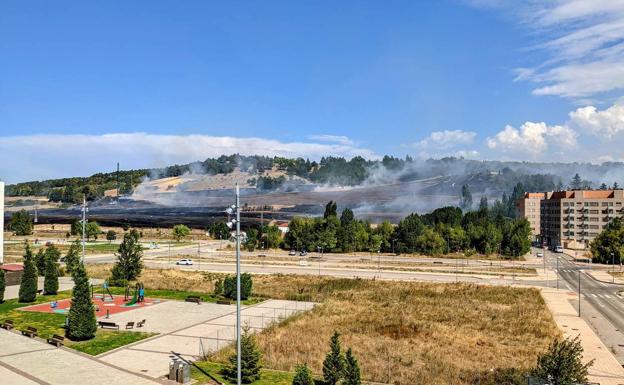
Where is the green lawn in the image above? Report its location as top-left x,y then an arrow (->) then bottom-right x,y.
191,361 -> 310,385
0,292 -> 154,355
106,287 -> 262,306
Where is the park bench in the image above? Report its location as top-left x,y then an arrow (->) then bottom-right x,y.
137,319 -> 146,328
47,334 -> 65,347
185,296 -> 201,304
21,326 -> 38,338
125,322 -> 135,330
216,299 -> 231,305
98,321 -> 120,330
1,320 -> 14,330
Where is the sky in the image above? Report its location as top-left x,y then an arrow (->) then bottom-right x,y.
1,0 -> 624,183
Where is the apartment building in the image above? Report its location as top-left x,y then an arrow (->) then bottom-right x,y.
516,192 -> 546,242
540,190 -> 624,249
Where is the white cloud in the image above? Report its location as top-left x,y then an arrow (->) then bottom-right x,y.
307,134 -> 354,146
414,130 -> 476,149
486,121 -> 577,157
568,103 -> 624,139
470,0 -> 624,99
0,133 -> 378,183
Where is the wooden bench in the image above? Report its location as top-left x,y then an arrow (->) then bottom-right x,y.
125,322 -> 135,330
185,296 -> 201,304
21,326 -> 38,338
1,320 -> 14,331
216,299 -> 231,305
98,321 -> 120,330
137,319 -> 146,328
47,334 -> 65,347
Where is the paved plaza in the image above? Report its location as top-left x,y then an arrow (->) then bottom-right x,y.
98,299 -> 315,378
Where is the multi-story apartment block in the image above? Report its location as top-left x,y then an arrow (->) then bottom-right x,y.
539,190 -> 624,249
516,192 -> 546,242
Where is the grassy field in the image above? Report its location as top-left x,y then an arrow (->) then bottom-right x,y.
191,361 -> 298,385
0,292 -> 154,355
208,275 -> 558,385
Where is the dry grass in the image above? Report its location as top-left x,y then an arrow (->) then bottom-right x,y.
218,275 -> 559,385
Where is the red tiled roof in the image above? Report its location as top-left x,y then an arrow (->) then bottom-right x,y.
0,264 -> 24,272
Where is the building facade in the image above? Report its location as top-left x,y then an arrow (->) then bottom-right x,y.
516,192 -> 546,242
540,190 -> 624,249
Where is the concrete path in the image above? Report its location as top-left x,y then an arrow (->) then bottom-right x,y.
3,277 -> 75,301
98,299 -> 315,378
541,288 -> 624,385
0,328 -> 162,385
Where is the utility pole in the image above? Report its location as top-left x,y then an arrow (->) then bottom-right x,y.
82,196 -> 87,263
235,183 -> 241,385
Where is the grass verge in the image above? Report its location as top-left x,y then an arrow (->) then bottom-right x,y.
191,361 -> 299,385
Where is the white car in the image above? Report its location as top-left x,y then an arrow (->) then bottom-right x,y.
537,252 -> 544,258
176,258 -> 193,266
554,246 -> 564,253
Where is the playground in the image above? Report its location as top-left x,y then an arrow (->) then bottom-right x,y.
20,283 -> 163,318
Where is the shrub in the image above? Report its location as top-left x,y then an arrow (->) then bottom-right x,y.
224,273 -> 253,300
66,264 -> 97,341
532,336 -> 593,385
19,243 -> 38,303
214,278 -> 224,296
292,363 -> 314,385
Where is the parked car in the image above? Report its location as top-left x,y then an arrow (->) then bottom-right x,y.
288,250 -> 297,256
554,246 -> 564,253
537,252 -> 544,258
176,258 -> 193,265
299,251 -> 308,256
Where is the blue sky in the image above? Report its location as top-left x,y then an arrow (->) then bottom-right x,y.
1,0 -> 624,182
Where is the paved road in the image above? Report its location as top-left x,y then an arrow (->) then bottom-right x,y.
542,248 -> 624,363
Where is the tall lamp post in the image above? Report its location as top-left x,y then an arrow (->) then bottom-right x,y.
82,196 -> 88,263
612,252 -> 615,283
225,184 -> 241,385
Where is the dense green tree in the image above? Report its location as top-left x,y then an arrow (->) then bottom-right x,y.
19,243 -> 38,303
323,331 -> 345,385
66,263 -> 97,341
224,273 -> 253,300
324,201 -> 338,218
35,248 -> 46,276
172,224 -> 191,242
532,336 -> 593,385
64,239 -> 82,277
106,230 -> 117,242
415,228 -> 446,255
590,218 -> 624,264
284,217 -> 315,251
421,206 -> 463,227
373,220 -> 395,252
223,326 -> 262,383
599,182 -> 608,190
208,221 -> 231,240
261,225 -> 282,249
70,219 -> 82,236
570,173 -> 583,190
85,221 -> 101,240
395,213 -> 424,253
479,196 -> 488,211
501,218 -> 532,258
0,269 -> 6,303
292,363 -> 314,385
111,229 -> 143,282
245,228 -> 259,251
343,348 -> 361,385
43,252 -> 59,295
459,185 -> 473,211
9,210 -> 33,236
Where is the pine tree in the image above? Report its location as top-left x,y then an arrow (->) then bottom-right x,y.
570,173 -> 582,190
0,269 -> 6,303
66,263 -> 97,341
19,243 -> 38,303
532,336 -> 593,385
43,253 -> 59,295
292,363 -> 315,385
343,348 -> 361,385
323,331 -> 345,385
223,326 -> 262,383
459,185 -> 473,211
64,239 -> 81,277
111,229 -> 143,283
35,248 -> 46,276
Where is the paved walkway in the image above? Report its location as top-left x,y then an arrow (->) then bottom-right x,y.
0,328 -> 162,385
98,299 -> 315,378
588,270 -> 624,285
3,277 -> 75,300
541,288 -> 624,385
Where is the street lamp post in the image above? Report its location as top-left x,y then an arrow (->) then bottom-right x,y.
612,252 -> 615,283
578,270 -> 581,317
224,184 -> 242,385
81,196 -> 87,263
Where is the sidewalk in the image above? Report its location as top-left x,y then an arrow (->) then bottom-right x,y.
541,288 -> 624,385
587,270 -> 624,285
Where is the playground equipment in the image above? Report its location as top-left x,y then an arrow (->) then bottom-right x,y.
125,282 -> 144,306
92,281 -> 114,302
